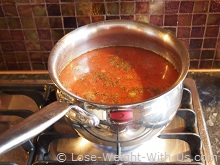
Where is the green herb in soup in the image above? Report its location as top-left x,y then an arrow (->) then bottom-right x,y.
59,46 -> 179,104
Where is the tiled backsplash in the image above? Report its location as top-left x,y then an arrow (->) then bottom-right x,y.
0,0 -> 219,70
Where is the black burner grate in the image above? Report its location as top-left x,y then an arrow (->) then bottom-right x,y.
32,87 -> 203,164
0,110 -> 35,165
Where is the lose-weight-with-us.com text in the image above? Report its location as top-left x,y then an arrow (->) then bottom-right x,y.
56,152 -> 218,162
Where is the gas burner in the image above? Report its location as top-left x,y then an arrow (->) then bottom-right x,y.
0,78 -> 216,165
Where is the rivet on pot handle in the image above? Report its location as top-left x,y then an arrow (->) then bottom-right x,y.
67,105 -> 100,126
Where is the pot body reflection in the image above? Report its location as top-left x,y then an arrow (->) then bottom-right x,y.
48,20 -> 189,146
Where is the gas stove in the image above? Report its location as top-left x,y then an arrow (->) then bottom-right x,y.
0,78 -> 216,165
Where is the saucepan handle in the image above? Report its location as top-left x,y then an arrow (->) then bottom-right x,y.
67,105 -> 100,127
0,101 -> 72,155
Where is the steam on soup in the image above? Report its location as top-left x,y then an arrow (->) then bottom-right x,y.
59,46 -> 179,104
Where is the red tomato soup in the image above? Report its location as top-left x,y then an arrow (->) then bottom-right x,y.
59,46 -> 179,104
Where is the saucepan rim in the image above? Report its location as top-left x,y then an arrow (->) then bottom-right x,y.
48,20 -> 190,107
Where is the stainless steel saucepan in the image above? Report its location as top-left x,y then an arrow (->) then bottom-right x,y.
0,20 -> 189,154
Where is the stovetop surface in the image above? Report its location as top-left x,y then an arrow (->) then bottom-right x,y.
0,78 -> 216,165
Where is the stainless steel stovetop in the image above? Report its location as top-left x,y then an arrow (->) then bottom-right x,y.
0,78 -> 216,165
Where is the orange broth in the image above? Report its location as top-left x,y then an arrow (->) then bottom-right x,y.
59,46 -> 179,104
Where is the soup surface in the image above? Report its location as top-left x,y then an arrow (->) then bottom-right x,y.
59,46 -> 179,104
